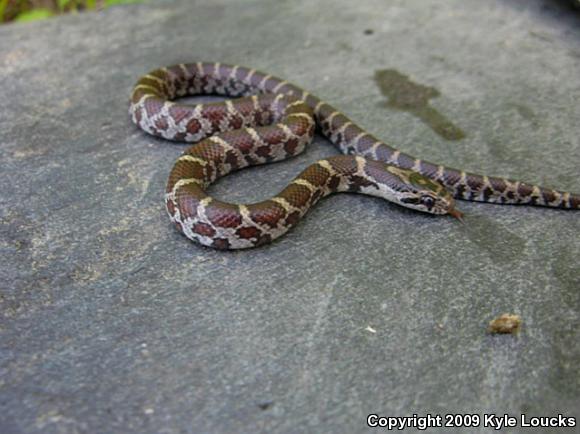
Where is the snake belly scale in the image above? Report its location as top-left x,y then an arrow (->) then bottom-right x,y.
129,62 -> 579,249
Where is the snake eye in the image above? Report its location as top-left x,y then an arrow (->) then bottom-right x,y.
420,195 -> 435,209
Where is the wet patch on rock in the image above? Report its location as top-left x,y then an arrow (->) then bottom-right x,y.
374,68 -> 466,141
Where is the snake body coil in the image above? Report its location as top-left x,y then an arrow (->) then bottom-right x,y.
130,62 -> 579,249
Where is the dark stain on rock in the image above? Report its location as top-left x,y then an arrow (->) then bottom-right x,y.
508,103 -> 539,127
529,31 -> 553,43
457,214 -> 525,264
552,248 -> 580,306
549,319 -> 580,397
374,69 -> 466,141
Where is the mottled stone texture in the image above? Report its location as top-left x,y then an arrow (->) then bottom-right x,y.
1,0 -> 579,433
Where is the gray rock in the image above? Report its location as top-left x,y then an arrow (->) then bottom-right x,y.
1,0 -> 579,433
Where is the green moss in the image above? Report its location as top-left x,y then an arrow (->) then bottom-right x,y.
1,0 -> 146,24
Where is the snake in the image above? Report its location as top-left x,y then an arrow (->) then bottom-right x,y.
129,62 -> 579,249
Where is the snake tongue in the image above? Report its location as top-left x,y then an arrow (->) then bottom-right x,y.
448,207 -> 465,223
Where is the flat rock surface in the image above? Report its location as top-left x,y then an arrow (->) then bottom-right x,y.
1,0 -> 579,433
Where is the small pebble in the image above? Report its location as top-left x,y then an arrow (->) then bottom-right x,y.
365,325 -> 377,334
488,313 -> 521,334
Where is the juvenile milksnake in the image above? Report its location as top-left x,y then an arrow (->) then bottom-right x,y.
129,62 -> 579,249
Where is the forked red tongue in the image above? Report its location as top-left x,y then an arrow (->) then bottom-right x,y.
448,207 -> 465,223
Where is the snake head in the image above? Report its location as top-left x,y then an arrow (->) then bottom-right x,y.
390,169 -> 463,220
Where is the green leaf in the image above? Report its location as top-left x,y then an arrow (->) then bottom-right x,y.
57,0 -> 72,11
15,9 -> 55,22
0,0 -> 7,22
86,0 -> 97,9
